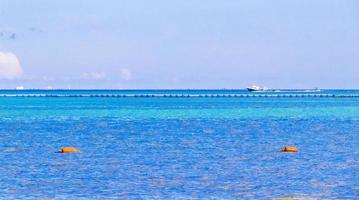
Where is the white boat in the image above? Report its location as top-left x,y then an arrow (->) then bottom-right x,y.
304,88 -> 321,92
15,86 -> 24,90
247,85 -> 269,92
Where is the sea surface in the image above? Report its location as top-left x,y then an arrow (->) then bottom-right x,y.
0,90 -> 358,199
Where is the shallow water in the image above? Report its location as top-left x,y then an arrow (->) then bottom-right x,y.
0,90 -> 358,199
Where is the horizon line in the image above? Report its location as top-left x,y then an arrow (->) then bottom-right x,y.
1,88 -> 359,91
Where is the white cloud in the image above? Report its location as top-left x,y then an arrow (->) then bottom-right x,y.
120,68 -> 132,81
81,72 -> 106,80
0,52 -> 23,79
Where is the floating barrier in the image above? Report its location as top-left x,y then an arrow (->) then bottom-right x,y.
0,93 -> 359,98
57,147 -> 79,153
280,146 -> 298,153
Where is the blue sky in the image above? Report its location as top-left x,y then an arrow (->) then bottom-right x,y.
0,0 -> 358,89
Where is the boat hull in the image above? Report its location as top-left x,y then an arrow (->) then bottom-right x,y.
247,88 -> 267,92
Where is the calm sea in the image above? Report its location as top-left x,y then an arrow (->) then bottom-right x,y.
0,90 -> 358,199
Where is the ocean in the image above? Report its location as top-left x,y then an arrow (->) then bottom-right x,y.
0,90 -> 358,199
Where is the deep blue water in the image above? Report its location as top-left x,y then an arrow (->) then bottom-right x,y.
0,90 -> 358,199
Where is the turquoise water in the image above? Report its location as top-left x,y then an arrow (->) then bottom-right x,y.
0,90 -> 358,199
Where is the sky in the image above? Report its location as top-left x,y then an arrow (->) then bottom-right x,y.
0,0 -> 358,89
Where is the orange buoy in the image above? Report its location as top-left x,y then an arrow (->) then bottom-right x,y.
57,147 -> 79,153
281,146 -> 298,153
